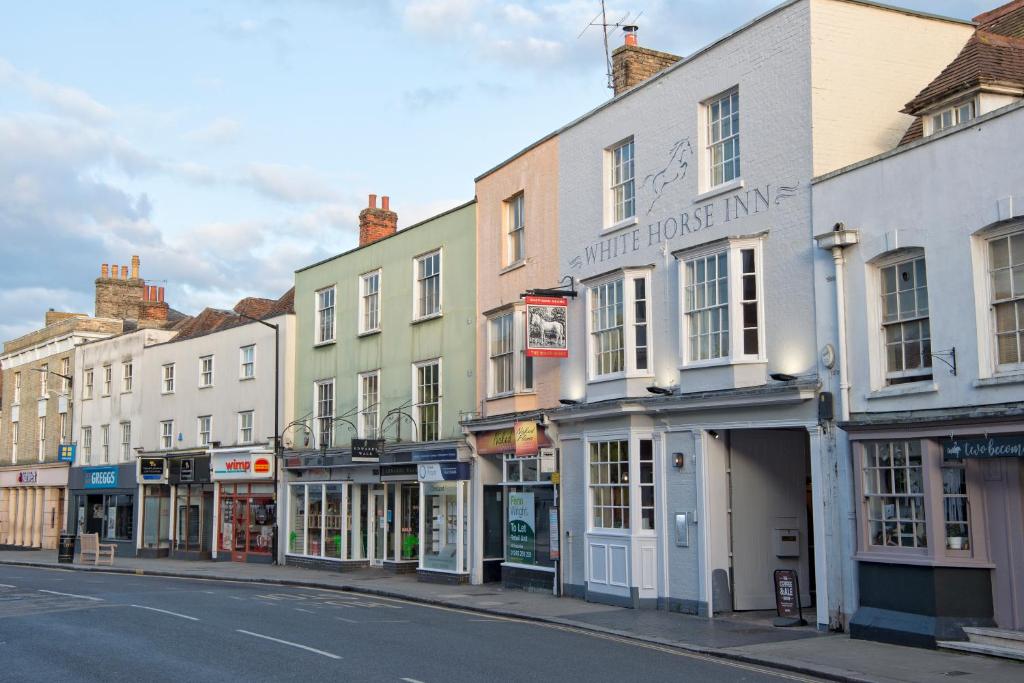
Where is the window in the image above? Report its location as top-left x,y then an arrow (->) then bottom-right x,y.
120,422 -> 131,461
316,286 -> 336,344
240,345 -> 255,379
82,426 -> 91,464
160,420 -> 173,450
880,256 -> 931,383
60,357 -> 70,394
989,231 -> 1024,368
507,193 -> 525,264
942,456 -> 970,551
162,364 -> 175,393
862,440 -> 926,549
198,416 -> 212,447
591,279 -> 624,375
638,440 -> 655,530
104,494 -> 134,541
489,314 -> 514,396
610,139 -> 635,223
239,411 -> 254,444
633,277 -> 649,371
59,412 -> 68,444
101,424 -> 109,464
38,416 -> 45,461
200,355 -> 214,387
707,89 -> 740,187
82,369 -> 93,400
680,243 -> 762,364
360,270 -> 381,333
358,372 -> 379,439
13,371 -> 21,404
589,441 -> 629,529
316,380 -> 335,448
930,99 -> 975,134
122,361 -> 133,392
11,421 -> 18,462
415,250 -> 442,319
414,360 -> 440,442
102,364 -> 112,396
40,363 -> 48,397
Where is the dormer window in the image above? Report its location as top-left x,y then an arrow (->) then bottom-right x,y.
929,99 -> 975,135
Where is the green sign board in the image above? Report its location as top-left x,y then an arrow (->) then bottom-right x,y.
507,491 -> 535,565
943,435 -> 1024,459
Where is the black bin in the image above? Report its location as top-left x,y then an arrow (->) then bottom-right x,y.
58,534 -> 76,564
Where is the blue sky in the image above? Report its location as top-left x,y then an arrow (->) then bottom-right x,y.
0,0 -> 990,340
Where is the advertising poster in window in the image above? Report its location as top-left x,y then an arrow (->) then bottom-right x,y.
507,491 -> 535,564
525,296 -> 568,358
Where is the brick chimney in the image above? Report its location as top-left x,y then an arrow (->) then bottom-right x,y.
611,26 -> 681,96
358,193 -> 398,247
95,255 -> 169,323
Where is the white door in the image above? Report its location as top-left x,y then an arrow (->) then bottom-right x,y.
369,489 -> 387,566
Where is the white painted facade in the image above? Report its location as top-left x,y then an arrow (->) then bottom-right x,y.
550,0 -> 974,629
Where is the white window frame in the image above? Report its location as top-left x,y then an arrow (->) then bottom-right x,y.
412,359 -> 441,442
315,285 -> 337,345
39,363 -> 48,398
199,355 -> 214,388
677,238 -> 765,368
82,369 -> 92,400
704,87 -> 741,189
81,425 -> 91,464
584,268 -> 654,381
102,364 -> 112,396
486,308 -> 534,397
121,360 -> 133,393
10,420 -> 17,463
876,252 -> 932,385
162,363 -> 175,394
198,415 -> 212,448
987,228 -> 1024,372
359,269 -> 382,334
120,422 -> 131,462
506,192 -> 525,265
606,138 -> 635,227
315,379 -> 335,449
239,411 -> 254,445
488,312 -> 515,398
413,249 -> 443,321
357,371 -> 380,439
38,416 -> 46,462
59,412 -> 68,444
927,97 -> 976,136
60,357 -> 71,394
100,424 -> 109,464
13,371 -> 21,404
160,420 -> 174,450
240,345 -> 255,380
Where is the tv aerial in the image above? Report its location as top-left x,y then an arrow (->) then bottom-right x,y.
578,1 -> 644,90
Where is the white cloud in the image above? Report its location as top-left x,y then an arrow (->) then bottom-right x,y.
183,117 -> 242,146
403,85 -> 462,110
243,162 -> 340,204
402,0 -> 478,33
0,58 -> 115,126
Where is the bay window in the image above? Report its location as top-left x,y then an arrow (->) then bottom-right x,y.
677,239 -> 763,365
586,268 -> 653,380
489,313 -> 514,396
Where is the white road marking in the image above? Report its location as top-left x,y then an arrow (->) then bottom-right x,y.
401,678 -> 426,683
236,629 -> 342,660
295,608 -> 315,614
336,617 -> 358,624
38,589 -> 102,601
0,583 -> 16,588
130,605 -> 200,621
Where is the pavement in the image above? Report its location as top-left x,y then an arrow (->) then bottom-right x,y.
1,549 -> 1022,682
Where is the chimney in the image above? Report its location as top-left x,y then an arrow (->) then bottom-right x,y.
611,26 -> 681,97
101,264 -> 109,278
111,263 -> 118,279
120,265 -> 128,279
358,193 -> 398,247
158,287 -> 165,303
131,255 -> 140,280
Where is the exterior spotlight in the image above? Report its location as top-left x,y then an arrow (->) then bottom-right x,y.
559,398 -> 581,406
708,430 -> 720,440
646,385 -> 673,395
673,452 -> 686,469
770,372 -> 797,381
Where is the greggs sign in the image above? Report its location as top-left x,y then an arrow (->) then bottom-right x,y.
211,452 -> 275,480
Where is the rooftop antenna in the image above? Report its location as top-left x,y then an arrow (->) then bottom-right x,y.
578,2 -> 644,90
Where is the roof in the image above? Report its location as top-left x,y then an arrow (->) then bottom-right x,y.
167,287 -> 294,343
902,30 -> 1024,114
976,0 -> 1024,37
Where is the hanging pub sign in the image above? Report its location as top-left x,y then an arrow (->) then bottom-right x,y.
525,295 -> 568,358
351,438 -> 385,463
943,435 -> 1024,459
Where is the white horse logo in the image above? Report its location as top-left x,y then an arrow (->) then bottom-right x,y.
532,313 -> 565,347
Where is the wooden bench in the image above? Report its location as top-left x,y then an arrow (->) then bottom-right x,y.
79,533 -> 116,566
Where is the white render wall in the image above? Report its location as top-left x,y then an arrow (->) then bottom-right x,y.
139,314 -> 295,453
813,102 -> 1024,416
72,328 -> 177,467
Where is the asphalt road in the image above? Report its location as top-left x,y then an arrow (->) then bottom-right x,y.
0,565 -> 820,682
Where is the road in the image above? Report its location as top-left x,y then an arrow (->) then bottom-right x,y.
0,564 -> 820,682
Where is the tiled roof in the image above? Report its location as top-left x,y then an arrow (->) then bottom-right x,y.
976,0 -> 1024,38
168,288 -> 294,343
234,297 -> 277,320
897,115 -> 924,146
902,30 -> 1024,115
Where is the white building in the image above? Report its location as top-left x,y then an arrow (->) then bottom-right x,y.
812,3 -> 1024,646
549,0 -> 975,630
138,292 -> 295,562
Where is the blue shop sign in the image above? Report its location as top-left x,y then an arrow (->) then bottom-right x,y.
410,448 -> 459,462
943,435 -> 1024,459
84,466 -> 118,489
57,444 -> 76,463
417,462 -> 471,482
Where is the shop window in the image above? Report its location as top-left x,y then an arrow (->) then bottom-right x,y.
325,485 -> 344,559
289,484 -> 305,554
400,483 -> 419,561
863,440 -> 926,549
306,485 -> 323,557
104,495 -> 133,541
142,485 -> 170,550
502,454 -> 555,569
175,485 -> 212,553
589,440 -> 630,529
941,457 -> 970,552
422,481 -> 462,572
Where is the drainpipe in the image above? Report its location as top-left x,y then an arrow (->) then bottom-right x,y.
814,224 -> 859,420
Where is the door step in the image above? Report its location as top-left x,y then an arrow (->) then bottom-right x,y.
938,628 -> 1024,661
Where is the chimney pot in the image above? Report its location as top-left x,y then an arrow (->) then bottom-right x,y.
624,25 -> 638,46
382,195 -> 390,212
120,265 -> 128,279
368,193 -> 377,209
158,286 -> 165,303
131,255 -> 140,279
101,264 -> 109,278
111,264 -> 118,280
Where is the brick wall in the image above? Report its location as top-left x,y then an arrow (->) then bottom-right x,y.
358,194 -> 398,247
611,44 -> 681,96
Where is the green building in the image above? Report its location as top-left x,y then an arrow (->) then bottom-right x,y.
284,195 -> 478,581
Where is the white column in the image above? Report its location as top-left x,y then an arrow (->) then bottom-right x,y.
12,489 -> 23,546
808,426 -> 836,630
211,484 -> 220,559
4,488 -> 15,544
417,483 -> 425,570
456,481 -> 465,574
168,485 -> 177,553
33,488 -> 44,547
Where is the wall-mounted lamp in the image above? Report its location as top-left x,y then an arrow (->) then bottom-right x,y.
646,385 -> 673,396
673,452 -> 686,469
559,398 -> 581,406
707,430 -> 720,440
770,372 -> 798,382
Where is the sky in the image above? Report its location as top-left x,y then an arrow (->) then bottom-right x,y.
0,0 -> 991,340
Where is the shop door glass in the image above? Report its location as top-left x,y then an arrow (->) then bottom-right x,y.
372,489 -> 386,565
233,497 -> 248,559
250,497 -> 274,554
220,498 -> 234,552
202,490 -> 214,552
401,484 -> 419,561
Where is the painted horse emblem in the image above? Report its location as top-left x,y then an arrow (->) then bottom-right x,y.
531,312 -> 565,346
643,138 -> 693,214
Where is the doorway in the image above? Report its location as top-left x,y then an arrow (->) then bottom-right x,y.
368,487 -> 387,566
219,484 -> 276,562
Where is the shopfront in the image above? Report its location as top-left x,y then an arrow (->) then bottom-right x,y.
1,463 -> 69,550
210,448 -> 277,563
169,454 -> 213,560
67,463 -> 135,557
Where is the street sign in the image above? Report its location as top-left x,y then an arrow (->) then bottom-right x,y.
351,438 -> 385,462
549,507 -> 560,560
140,457 -> 166,481
57,443 -> 76,463
773,569 -> 806,627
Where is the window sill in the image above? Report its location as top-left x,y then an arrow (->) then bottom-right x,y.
974,371 -> 1024,388
313,340 -> 336,348
199,385 -> 213,390
602,216 -> 639,236
854,551 -> 994,569
411,313 -> 443,325
678,357 -> 764,371
357,329 -> 381,338
865,381 -> 938,400
161,391 -> 175,396
588,372 -> 652,384
500,260 -> 526,275
239,376 -> 255,382
693,178 -> 744,204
